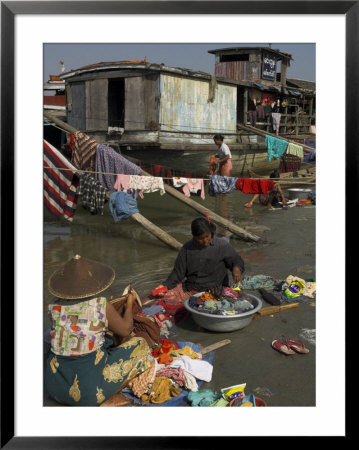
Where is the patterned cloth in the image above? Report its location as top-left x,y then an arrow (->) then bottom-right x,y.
128,175 -> 166,199
96,144 -> 142,192
77,173 -> 108,215
43,140 -> 79,222
129,359 -> 157,398
279,153 -> 302,173
71,131 -> 97,171
208,175 -> 238,196
48,297 -> 108,357
45,296 -> 153,406
266,135 -> 288,161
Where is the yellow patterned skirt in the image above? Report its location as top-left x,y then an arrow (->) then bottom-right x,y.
45,336 -> 152,406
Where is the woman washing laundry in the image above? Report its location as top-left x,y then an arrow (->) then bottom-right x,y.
45,255 -> 153,406
212,134 -> 233,177
244,170 -> 287,209
151,217 -> 245,304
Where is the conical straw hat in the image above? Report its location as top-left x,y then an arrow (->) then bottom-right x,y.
48,254 -> 115,299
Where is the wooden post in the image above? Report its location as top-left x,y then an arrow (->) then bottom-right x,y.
131,213 -> 182,250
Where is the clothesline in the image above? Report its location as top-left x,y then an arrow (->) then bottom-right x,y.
43,165 -> 315,185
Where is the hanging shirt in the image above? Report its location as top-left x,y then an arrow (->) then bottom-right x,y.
128,175 -> 165,199
109,191 -> 139,222
48,297 -> 108,357
182,179 -> 205,200
217,143 -> 232,160
77,173 -> 108,215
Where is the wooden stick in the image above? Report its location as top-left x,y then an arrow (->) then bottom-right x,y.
253,302 -> 299,319
199,339 -> 231,355
131,212 -> 182,250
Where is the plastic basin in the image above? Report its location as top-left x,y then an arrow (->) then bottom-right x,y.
184,292 -> 262,332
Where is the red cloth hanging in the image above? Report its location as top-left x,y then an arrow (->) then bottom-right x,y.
235,178 -> 275,194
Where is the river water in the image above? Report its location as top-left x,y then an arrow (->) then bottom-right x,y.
43,151 -> 316,331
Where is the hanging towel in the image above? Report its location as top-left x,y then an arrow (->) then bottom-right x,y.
77,173 -> 108,215
96,144 -> 142,192
71,131 -> 97,171
128,175 -> 165,199
266,135 -> 288,162
109,191 -> 139,222
286,142 -> 304,159
43,140 -> 79,222
235,178 -> 275,194
208,175 -> 238,196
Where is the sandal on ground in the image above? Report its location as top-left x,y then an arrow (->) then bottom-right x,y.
284,339 -> 310,354
244,203 -> 253,208
99,392 -> 132,407
271,339 -> 295,355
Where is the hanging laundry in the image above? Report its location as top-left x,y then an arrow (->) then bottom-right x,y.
182,179 -> 205,200
209,155 -> 217,175
126,156 -> 206,184
71,131 -> 97,171
271,112 -> 281,135
128,175 -> 165,199
208,175 -> 238,196
113,174 -> 131,193
286,142 -> 304,159
235,178 -> 275,194
279,153 -> 302,173
172,177 -> 188,188
109,191 -> 139,222
43,140 -> 79,222
266,135 -> 288,162
77,173 -> 108,215
96,144 -> 142,191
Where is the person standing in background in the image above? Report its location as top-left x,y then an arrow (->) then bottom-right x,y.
213,134 -> 233,177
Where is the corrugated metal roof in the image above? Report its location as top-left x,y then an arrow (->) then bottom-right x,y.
208,47 -> 293,61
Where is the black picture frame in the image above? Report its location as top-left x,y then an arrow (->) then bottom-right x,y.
1,1 -> 353,447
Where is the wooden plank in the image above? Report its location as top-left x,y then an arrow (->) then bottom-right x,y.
199,339 -> 231,355
253,302 -> 299,319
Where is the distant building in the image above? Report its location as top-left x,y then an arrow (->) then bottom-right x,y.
52,48 -> 315,151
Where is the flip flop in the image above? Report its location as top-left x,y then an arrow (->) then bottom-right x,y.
271,339 -> 295,355
284,339 -> 310,354
244,203 -> 253,208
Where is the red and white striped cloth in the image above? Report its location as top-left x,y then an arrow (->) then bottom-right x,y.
43,140 -> 79,221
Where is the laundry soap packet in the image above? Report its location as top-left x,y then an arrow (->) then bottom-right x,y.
284,279 -> 305,298
221,383 -> 246,401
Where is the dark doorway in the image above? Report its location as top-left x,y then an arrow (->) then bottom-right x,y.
237,87 -> 245,124
108,78 -> 125,127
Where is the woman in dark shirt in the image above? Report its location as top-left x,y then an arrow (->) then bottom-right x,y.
153,217 -> 245,304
